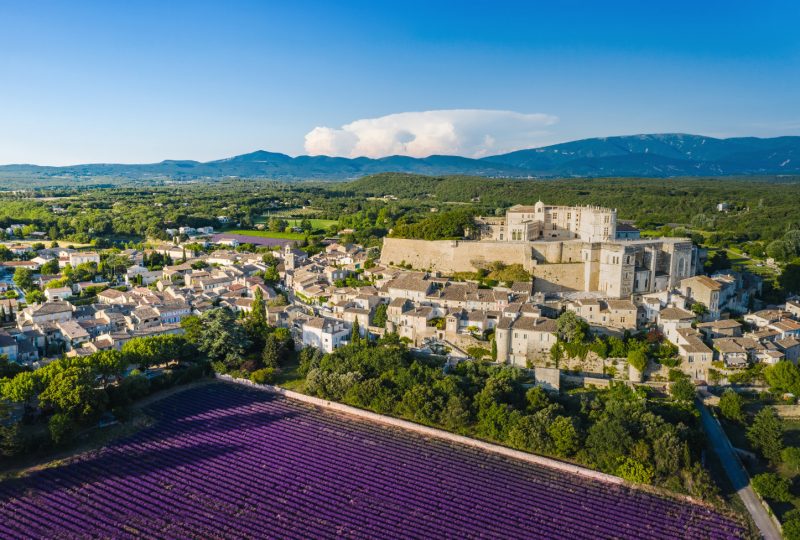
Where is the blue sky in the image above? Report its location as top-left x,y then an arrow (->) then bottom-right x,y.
1,0 -> 798,164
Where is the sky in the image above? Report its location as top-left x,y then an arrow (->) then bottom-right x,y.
0,0 -> 799,165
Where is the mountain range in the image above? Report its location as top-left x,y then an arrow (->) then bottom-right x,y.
2,133 -> 799,182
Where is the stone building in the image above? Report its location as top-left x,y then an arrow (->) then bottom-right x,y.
382,199 -> 696,299
494,314 -> 559,367
478,202 -> 617,243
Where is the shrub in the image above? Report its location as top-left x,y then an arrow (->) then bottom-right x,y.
48,413 -> 74,446
670,379 -> 696,402
751,472 -> 791,502
718,389 -> 744,422
617,457 -> 655,484
250,368 -> 276,385
781,447 -> 800,474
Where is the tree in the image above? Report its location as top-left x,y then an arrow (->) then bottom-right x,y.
121,335 -> 190,369
182,308 -> 249,367
40,259 -> 60,275
351,320 -> 361,344
92,350 -> 129,387
765,361 -> 800,395
261,334 -> 285,369
670,378 -> 695,402
1,371 -> 41,405
0,403 -> 21,457
718,389 -> 745,422
12,267 -> 34,291
549,342 -> 563,368
48,413 -> 74,445
25,289 -> 45,304
548,415 -> 579,457
250,367 -> 276,384
372,303 -> 388,328
39,366 -> 107,418
751,472 -> 791,502
555,311 -> 588,343
766,240 -> 792,261
747,407 -> 783,463
244,288 -> 269,348
617,457 -> 655,484
782,447 -> 800,474
585,416 -> 633,473
627,347 -> 648,378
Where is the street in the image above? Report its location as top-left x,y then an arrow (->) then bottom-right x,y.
698,401 -> 782,540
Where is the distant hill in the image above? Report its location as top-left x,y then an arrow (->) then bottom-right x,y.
483,133 -> 800,176
1,133 -> 799,183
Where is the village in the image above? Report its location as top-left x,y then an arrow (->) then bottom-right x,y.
1,201 -> 797,396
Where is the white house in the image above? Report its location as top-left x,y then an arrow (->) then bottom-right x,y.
302,317 -> 350,353
44,287 -> 72,302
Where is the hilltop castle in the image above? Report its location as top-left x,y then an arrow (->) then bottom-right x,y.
381,202 -> 698,299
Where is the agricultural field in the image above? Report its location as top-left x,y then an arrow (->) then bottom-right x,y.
0,383 -> 745,539
223,228 -> 306,241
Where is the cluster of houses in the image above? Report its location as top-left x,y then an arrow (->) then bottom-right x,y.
2,231 -> 798,386
0,246 -> 287,366
287,237 -> 798,383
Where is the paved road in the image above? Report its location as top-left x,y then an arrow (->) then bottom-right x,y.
698,401 -> 782,540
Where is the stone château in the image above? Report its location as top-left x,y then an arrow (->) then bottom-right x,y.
381,201 -> 698,298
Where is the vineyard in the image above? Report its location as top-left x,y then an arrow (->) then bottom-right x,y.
0,383 -> 745,539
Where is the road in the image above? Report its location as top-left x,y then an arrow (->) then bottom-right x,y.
698,401 -> 782,540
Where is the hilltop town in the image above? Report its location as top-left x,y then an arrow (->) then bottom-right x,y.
1,200 -> 795,391
1,190 -> 799,538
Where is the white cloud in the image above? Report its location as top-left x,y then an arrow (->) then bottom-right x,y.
304,109 -> 558,158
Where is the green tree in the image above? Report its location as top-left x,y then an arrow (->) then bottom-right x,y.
25,289 -> 45,304
747,407 -> 784,463
12,267 -> 34,291
555,311 -> 589,343
751,472 -> 791,502
121,335 -> 190,370
372,303 -> 388,328
670,378 -> 696,402
250,367 -> 276,384
48,412 -> 74,445
244,287 -> 269,348
261,334 -> 285,369
627,347 -> 648,374
1,371 -> 41,405
585,416 -> 633,472
617,457 -> 655,484
39,366 -> 106,418
549,342 -> 563,368
782,446 -> 800,474
718,389 -> 745,422
40,258 -> 60,275
765,361 -> 800,395
548,415 -> 579,457
182,308 -> 249,368
350,320 -> 361,344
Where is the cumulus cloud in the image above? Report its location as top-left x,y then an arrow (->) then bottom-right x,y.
304,109 -> 558,158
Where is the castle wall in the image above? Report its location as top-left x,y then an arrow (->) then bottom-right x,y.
381,238 -> 535,273
532,263 -> 585,293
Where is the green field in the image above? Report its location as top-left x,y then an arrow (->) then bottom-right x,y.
282,218 -> 338,229
225,229 -> 306,240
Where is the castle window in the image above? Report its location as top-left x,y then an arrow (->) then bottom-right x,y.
567,212 -> 571,219
553,213 -> 558,220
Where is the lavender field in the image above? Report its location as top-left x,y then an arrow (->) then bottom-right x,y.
0,383 -> 745,539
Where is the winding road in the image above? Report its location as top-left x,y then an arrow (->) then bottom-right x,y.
698,401 -> 782,540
